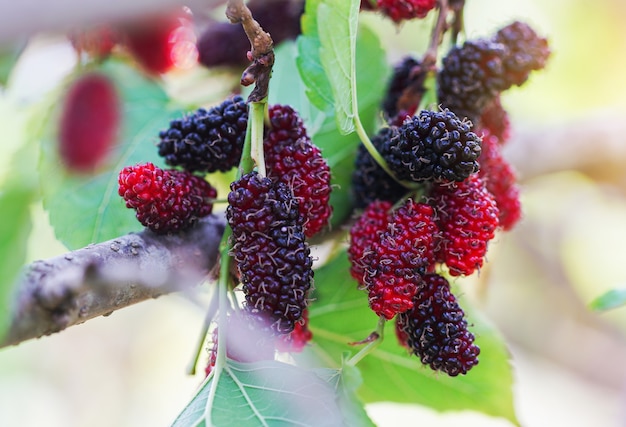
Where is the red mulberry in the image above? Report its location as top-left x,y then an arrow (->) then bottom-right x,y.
265,105 -> 332,237
429,175 -> 499,276
118,162 -> 216,234
365,199 -> 438,319
377,0 -> 437,22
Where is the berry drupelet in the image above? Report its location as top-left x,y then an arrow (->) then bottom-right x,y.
382,109 -> 482,183
397,273 -> 480,376
118,162 -> 217,234
157,95 -> 248,173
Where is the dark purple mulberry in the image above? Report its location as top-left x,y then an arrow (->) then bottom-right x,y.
382,109 -> 482,183
381,56 -> 422,122
157,95 -> 248,173
397,273 -> 480,376
227,171 -> 313,334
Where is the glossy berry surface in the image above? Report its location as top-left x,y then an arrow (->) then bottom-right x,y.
158,96 -> 248,173
365,199 -> 438,319
58,72 -> 120,173
377,0 -> 437,22
118,162 -> 216,234
227,172 -> 313,334
383,109 -> 482,183
352,127 -> 407,208
397,273 -> 480,376
429,175 -> 499,276
348,200 -> 392,284
265,105 -> 332,237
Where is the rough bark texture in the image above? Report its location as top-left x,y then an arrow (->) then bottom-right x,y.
2,215 -> 226,348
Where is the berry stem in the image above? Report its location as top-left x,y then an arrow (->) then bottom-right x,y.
250,100 -> 267,177
186,287 -> 220,375
205,226 -> 233,403
238,105 -> 255,177
423,0 -> 450,68
346,316 -> 386,367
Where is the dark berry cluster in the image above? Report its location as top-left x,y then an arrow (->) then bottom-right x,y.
265,105 -> 332,237
157,96 -> 248,173
382,109 -> 482,183
227,171 -> 313,335
397,274 -> 480,376
437,21 -> 550,123
118,162 -> 217,234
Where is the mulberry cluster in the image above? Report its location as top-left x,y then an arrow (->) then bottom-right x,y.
118,162 -> 216,234
264,105 -> 332,237
227,172 -> 313,334
397,274 -> 480,376
157,96 -> 248,173
437,21 -> 550,122
382,109 -> 482,183
352,127 -> 407,208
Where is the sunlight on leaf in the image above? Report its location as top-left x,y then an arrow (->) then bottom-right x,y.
306,251 -> 520,426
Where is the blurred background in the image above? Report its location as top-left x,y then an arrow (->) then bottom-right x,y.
1,0 -> 626,426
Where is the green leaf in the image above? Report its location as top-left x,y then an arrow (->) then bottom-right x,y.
38,60 -> 184,249
307,251 -> 519,426
589,288 -> 626,312
172,360 -> 351,427
317,0 -> 360,134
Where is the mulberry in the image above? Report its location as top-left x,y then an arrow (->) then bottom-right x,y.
352,127 -> 407,208
382,109 -> 482,183
365,199 -> 438,319
348,200 -> 393,284
437,39 -> 508,123
158,96 -> 248,173
397,273 -> 480,376
118,162 -> 217,234
477,96 -> 511,143
429,175 -> 499,276
477,128 -> 521,230
227,172 -> 313,334
377,0 -> 437,22
265,105 -> 332,237
495,21 -> 550,87
381,56 -> 422,122
58,72 -> 120,173
276,309 -> 313,353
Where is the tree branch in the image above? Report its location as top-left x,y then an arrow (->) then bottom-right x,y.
2,214 -> 226,348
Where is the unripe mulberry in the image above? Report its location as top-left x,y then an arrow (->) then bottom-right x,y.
227,172 -> 313,334
437,39 -> 508,123
382,109 -> 482,183
58,72 -> 120,173
348,200 -> 393,284
478,128 -> 521,230
265,105 -> 332,237
352,127 -> 407,208
365,199 -> 438,319
429,175 -> 499,276
158,96 -> 248,173
377,0 -> 437,23
118,162 -> 217,234
397,273 -> 480,376
494,21 -> 550,87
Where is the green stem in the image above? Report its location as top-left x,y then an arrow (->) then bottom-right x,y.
346,316 -> 386,367
250,101 -> 267,177
238,106 -> 255,177
186,287 -> 220,375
